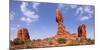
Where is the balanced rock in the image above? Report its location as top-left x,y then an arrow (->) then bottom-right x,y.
54,8 -> 77,40
56,8 -> 67,35
17,27 -> 30,41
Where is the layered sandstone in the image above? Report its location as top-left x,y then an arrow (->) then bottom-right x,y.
54,8 -> 78,40
78,24 -> 87,44
17,27 -> 30,41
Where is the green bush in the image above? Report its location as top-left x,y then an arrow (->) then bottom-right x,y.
86,39 -> 94,44
12,38 -> 24,45
57,38 -> 67,44
47,38 -> 53,42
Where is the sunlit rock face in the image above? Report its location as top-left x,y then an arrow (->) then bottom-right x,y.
56,8 -> 67,35
17,27 -> 30,41
78,24 -> 87,44
55,8 -> 78,40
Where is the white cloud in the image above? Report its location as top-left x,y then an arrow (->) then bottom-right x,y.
58,4 -> 78,14
20,17 -> 35,25
76,7 -> 84,16
57,4 -> 70,13
20,17 -> 26,21
58,4 -> 93,21
80,16 -> 89,21
10,11 -> 15,20
58,4 -> 66,9
84,6 -> 94,18
32,2 -> 40,11
17,25 -> 21,28
58,4 -> 77,9
20,2 -> 39,25
75,6 -> 94,21
84,6 -> 93,14
27,18 -> 33,23
70,5 -> 77,9
58,4 -> 94,21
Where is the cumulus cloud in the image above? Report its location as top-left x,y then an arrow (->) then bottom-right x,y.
20,2 -> 40,25
75,7 -> 84,16
20,17 -> 35,25
32,2 -> 40,11
84,6 -> 93,14
75,6 -> 94,21
58,4 -> 94,21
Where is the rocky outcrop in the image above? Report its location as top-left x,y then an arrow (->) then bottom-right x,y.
56,8 -> 67,35
17,27 -> 30,41
78,24 -> 87,44
54,8 -> 78,40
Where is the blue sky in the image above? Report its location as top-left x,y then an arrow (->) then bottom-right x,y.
10,0 -> 95,40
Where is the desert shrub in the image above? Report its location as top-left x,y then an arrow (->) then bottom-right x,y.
86,39 -> 95,44
69,39 -> 80,46
57,38 -> 67,44
12,38 -> 24,45
10,40 -> 15,46
47,38 -> 53,42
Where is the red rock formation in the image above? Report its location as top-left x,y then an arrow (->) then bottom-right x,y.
55,8 -> 77,40
56,9 -> 66,35
78,24 -> 87,44
17,27 -> 30,41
